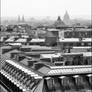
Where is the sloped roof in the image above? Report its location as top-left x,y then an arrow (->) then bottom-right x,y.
5,38 -> 15,42
20,58 -> 29,66
8,43 -> 22,46
16,38 -> 27,42
38,66 -> 51,74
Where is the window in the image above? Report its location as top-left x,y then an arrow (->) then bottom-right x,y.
81,43 -> 84,46
46,78 -> 62,92
46,78 -> 54,91
88,42 -> 91,46
55,62 -> 64,66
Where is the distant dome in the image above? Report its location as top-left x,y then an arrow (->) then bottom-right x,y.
54,16 -> 66,28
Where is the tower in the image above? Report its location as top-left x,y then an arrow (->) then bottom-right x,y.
63,11 -> 71,25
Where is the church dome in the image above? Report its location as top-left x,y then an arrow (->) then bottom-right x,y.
54,16 -> 66,28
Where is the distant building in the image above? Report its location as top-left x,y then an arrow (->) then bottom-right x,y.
54,16 -> 67,28
17,15 -> 25,24
63,11 -> 71,25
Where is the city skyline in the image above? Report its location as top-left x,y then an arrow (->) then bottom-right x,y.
1,0 -> 91,20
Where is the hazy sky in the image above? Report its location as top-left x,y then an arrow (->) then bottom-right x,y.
1,0 -> 91,19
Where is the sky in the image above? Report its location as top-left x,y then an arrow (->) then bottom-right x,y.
1,0 -> 91,20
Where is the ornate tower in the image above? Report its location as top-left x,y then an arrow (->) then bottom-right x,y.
63,11 -> 71,25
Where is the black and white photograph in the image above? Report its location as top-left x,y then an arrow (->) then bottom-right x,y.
0,0 -> 92,92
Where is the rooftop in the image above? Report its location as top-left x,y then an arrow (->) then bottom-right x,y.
59,38 -> 92,42
30,38 -> 45,43
16,38 -> 27,42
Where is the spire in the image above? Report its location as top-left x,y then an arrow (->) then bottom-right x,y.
63,11 -> 71,25
57,16 -> 61,21
64,11 -> 70,20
